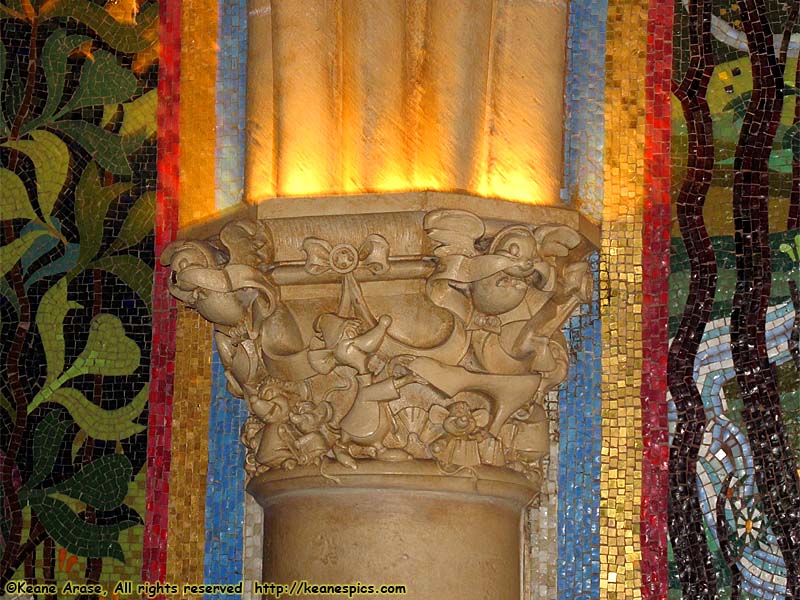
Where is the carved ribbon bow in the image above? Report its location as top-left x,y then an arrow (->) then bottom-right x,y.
302,235 -> 390,276
302,235 -> 390,325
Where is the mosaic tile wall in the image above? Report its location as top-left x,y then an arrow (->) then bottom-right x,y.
4,0 -> 800,599
0,0 -> 159,593
667,1 -> 800,599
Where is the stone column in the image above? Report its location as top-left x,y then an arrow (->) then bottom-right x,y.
167,1 -> 582,597
250,463 -> 529,600
162,194 -> 597,600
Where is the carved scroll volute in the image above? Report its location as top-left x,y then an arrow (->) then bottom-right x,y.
161,209 -> 592,486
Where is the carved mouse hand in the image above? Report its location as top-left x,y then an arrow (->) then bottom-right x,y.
309,314 -> 393,375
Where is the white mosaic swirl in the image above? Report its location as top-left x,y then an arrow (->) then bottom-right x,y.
669,301 -> 795,599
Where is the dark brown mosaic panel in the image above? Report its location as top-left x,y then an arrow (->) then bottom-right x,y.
670,0 -> 800,598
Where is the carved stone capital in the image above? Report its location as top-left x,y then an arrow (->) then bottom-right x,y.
162,200 -> 596,501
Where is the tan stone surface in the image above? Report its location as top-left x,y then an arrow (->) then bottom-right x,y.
244,0 -> 568,206
252,463 -> 531,600
163,206 -> 593,482
175,0 -> 579,596
163,195 -> 594,599
180,191 -> 600,250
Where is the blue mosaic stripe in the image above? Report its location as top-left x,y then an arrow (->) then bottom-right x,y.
215,0 -> 248,210
204,341 -> 249,599
561,0 -> 608,221
558,252 -> 602,599
558,0 -> 606,593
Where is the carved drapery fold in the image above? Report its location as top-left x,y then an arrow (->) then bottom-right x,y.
246,0 -> 569,207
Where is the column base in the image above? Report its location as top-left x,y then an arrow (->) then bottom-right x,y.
248,461 -> 536,600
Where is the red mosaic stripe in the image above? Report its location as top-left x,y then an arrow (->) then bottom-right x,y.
641,0 -> 673,598
142,0 -> 181,587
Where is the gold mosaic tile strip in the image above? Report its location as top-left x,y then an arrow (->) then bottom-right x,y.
166,307 -> 213,597
171,0 -> 218,581
601,0 -> 647,596
178,0 -> 218,229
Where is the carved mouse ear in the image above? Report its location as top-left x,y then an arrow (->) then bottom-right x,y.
473,409 -> 491,428
423,209 -> 485,257
160,241 -> 183,266
533,225 -> 581,257
428,404 -> 450,425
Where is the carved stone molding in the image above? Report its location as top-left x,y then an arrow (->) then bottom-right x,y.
161,203 -> 595,500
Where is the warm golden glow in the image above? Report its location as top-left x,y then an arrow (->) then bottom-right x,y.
599,0 -> 646,596
178,0 -> 217,228
478,172 -> 546,207
281,165 -> 330,198
276,163 -> 546,205
245,0 -> 568,207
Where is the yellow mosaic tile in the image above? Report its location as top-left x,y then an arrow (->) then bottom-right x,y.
600,0 -> 647,596
178,0 -> 219,229
166,307 -> 213,597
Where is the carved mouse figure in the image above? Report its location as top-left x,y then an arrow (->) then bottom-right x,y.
308,314 -> 416,463
161,221 -> 282,396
